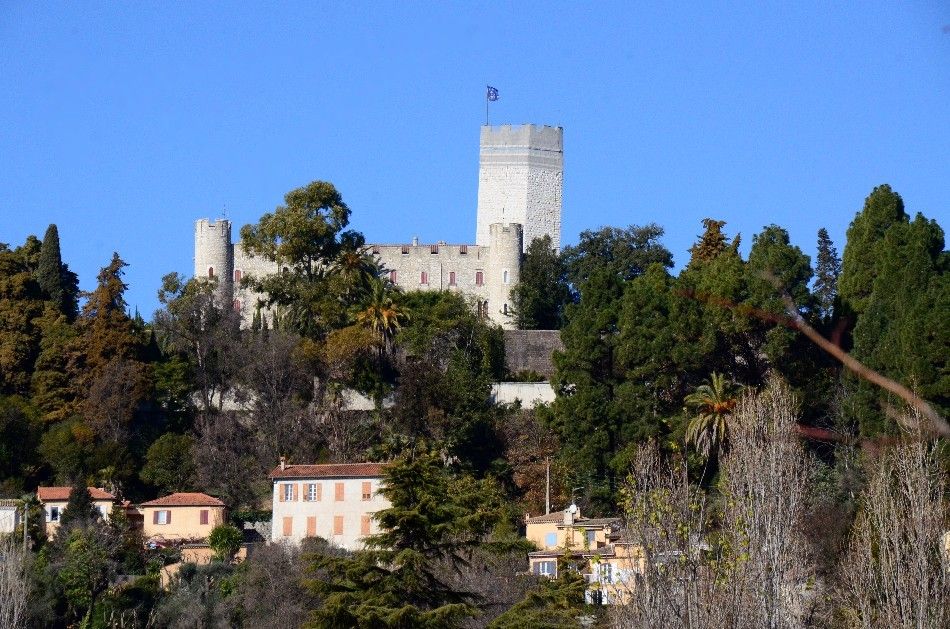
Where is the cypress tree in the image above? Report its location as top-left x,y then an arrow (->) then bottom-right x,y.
36,224 -> 78,320
57,477 -> 102,534
814,228 -> 841,322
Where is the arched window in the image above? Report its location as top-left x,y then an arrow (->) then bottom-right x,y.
390,270 -> 397,284
449,271 -> 456,286
420,271 -> 428,285
475,271 -> 484,286
503,269 -> 509,284
234,269 -> 242,282
208,267 -> 215,278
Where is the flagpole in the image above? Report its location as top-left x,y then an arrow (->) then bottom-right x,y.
486,87 -> 489,126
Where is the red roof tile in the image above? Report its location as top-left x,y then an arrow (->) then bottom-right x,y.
37,487 -> 115,502
268,462 -> 389,480
140,492 -> 225,507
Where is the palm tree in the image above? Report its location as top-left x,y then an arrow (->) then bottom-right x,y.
355,278 -> 409,356
332,247 -> 380,299
684,372 -> 742,458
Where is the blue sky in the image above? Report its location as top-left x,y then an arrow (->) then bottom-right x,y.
2,2 -> 948,318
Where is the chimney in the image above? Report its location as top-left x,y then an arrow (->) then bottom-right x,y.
563,506 -> 575,526
279,456 -> 286,471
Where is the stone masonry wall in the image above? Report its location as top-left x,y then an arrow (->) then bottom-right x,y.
503,329 -> 564,379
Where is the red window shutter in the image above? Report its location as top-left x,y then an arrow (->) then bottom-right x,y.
200,510 -> 209,525
334,515 -> 343,535
335,483 -> 344,501
153,510 -> 158,524
279,484 -> 285,502
317,484 -> 322,501
283,516 -> 292,536
362,481 -> 371,501
292,484 -> 298,501
361,515 -> 371,536
166,510 -> 171,524
307,516 -> 316,537
449,272 -> 456,286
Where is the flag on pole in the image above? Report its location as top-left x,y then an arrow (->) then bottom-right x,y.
486,85 -> 499,101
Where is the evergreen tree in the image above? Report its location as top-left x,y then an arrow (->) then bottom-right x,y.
35,224 -> 79,320
306,453 -> 510,628
687,218 -> 738,266
509,235 -> 572,330
487,561 -> 587,629
814,227 -> 841,322
57,477 -> 102,533
562,224 -> 672,286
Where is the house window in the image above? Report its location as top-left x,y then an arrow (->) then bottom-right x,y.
307,516 -> 316,537
335,482 -> 344,501
282,483 -> 294,502
430,245 -> 439,254
306,483 -> 320,501
475,271 -> 484,286
154,510 -> 171,525
503,269 -> 509,284
449,272 -> 456,286
333,515 -> 344,535
208,267 -> 214,278
585,530 -> 596,545
361,515 -> 371,536
390,270 -> 397,284
459,245 -> 468,254
49,506 -> 60,521
282,516 -> 293,537
200,510 -> 209,525
545,532 -> 557,548
362,482 -> 372,501
234,269 -> 242,282
599,562 -> 613,583
401,245 -> 409,255
535,560 -> 556,576
420,271 -> 428,285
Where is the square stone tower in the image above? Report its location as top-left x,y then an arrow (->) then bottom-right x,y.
475,124 -> 563,252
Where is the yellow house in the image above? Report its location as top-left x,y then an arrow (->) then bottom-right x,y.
37,486 -> 116,537
525,507 -> 620,555
140,492 -> 226,544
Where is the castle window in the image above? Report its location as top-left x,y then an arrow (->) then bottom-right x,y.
430,245 -> 439,254
503,303 -> 508,315
401,245 -> 409,255
475,271 -> 484,286
449,272 -> 456,286
459,245 -> 468,254
503,270 -> 509,284
372,245 -> 380,255
420,271 -> 428,285
390,270 -> 397,284
234,269 -> 242,282
208,267 -> 215,278
233,299 -> 242,313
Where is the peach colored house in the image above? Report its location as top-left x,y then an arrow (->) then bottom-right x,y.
140,492 -> 226,544
37,486 -> 115,537
525,506 -> 643,605
269,461 -> 390,549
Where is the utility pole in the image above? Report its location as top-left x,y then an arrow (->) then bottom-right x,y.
545,457 -> 551,515
22,503 -> 28,552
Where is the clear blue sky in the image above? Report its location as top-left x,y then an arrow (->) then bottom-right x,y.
2,2 -> 948,318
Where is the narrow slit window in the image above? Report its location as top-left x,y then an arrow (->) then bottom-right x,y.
449,271 -> 456,286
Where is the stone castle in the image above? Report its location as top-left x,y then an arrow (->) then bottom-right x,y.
195,124 -> 563,329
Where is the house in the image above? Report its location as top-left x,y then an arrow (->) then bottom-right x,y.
525,506 -> 642,605
37,486 -> 116,536
140,492 -> 226,544
269,461 -> 389,549
0,499 -> 22,534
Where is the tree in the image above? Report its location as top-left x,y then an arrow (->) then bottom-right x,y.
488,563 -> 587,628
0,534 -> 29,629
562,223 -> 673,286
687,218 -> 738,266
208,524 -> 244,561
57,477 -> 103,533
35,224 -> 78,320
684,372 -> 741,459
814,227 -> 840,322
355,278 -> 409,358
58,528 -> 112,624
306,453 -> 510,628
140,432 -> 196,494
239,180 -> 366,339
509,234 -> 572,330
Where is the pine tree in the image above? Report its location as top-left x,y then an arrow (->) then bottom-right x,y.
509,235 -> 572,330
307,453 -> 509,628
57,477 -> 102,534
814,227 -> 841,321
687,218 -> 733,265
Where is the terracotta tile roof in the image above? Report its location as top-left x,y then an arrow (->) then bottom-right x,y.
268,462 -> 389,480
525,512 -> 566,524
140,492 -> 225,507
37,487 -> 115,502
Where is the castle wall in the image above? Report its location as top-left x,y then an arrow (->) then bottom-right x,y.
476,125 -> 563,252
503,329 -> 564,378
194,219 -> 233,304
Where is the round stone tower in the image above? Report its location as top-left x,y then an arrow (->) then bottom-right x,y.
487,222 -> 523,329
194,218 -> 234,304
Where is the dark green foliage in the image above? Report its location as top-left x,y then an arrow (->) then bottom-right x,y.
306,453 -> 512,628
57,477 -> 103,533
0,395 -> 41,494
688,218 -> 738,265
488,567 -> 587,629
562,223 -> 673,285
208,523 -> 244,561
814,227 -> 841,322
140,432 -> 196,493
510,235 -> 572,329
36,224 -> 79,320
